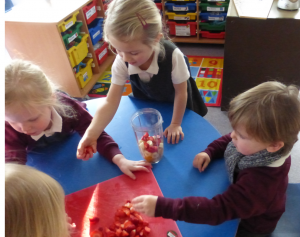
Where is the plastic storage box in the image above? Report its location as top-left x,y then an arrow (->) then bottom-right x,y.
58,11 -> 79,33
61,22 -> 83,47
169,0 -> 196,2
83,0 -> 97,25
165,12 -> 197,21
75,58 -> 93,88
201,0 -> 229,2
200,31 -> 225,39
95,42 -> 108,65
88,18 -> 104,45
68,34 -> 89,67
167,21 -> 197,36
155,3 -> 162,11
199,2 -> 229,12
200,12 -> 227,21
199,21 -> 226,31
165,3 -> 196,12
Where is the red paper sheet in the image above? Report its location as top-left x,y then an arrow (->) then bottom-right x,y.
66,171 -> 182,237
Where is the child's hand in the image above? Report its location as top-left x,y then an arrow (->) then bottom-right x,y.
112,154 -> 152,180
132,195 -> 158,217
193,152 -> 211,172
77,135 -> 97,161
163,123 -> 184,144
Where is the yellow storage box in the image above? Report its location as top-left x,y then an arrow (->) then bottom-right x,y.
58,11 -> 79,33
75,58 -> 93,89
68,34 -> 89,68
165,12 -> 197,21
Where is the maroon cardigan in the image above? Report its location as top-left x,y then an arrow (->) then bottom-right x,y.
155,134 -> 290,234
5,92 -> 122,164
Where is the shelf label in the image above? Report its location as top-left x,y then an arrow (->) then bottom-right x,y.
175,25 -> 191,36
87,53 -> 93,58
93,30 -> 101,39
174,16 -> 190,20
92,63 -> 95,67
68,33 -> 78,43
86,6 -> 96,20
98,48 -> 107,61
207,7 -> 225,11
208,16 -> 224,21
96,6 -> 101,11
83,72 -> 89,82
173,6 -> 188,11
65,21 -> 74,30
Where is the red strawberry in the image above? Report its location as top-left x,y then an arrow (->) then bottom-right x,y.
146,145 -> 158,153
90,230 -> 103,237
89,217 -> 100,223
116,228 -> 122,237
130,229 -> 136,237
123,220 -> 135,233
122,230 -> 129,236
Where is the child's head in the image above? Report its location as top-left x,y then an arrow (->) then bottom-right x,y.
104,0 -> 165,65
5,59 -> 74,135
5,163 -> 69,237
228,81 -> 300,156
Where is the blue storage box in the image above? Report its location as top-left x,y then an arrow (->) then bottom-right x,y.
88,18 -> 104,45
165,3 -> 196,12
200,12 -> 227,21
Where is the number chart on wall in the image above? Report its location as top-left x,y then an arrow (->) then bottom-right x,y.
89,56 -> 223,107
187,56 -> 223,107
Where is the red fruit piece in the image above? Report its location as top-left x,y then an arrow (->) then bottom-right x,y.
129,215 -> 139,225
130,229 -> 136,237
144,132 -> 149,138
105,227 -> 116,237
123,220 -> 135,233
146,145 -> 158,153
148,137 -> 154,142
89,217 -> 100,223
115,208 -> 127,218
144,142 -> 149,149
90,230 -> 103,237
122,230 -> 129,236
116,228 -> 122,237
144,226 -> 151,235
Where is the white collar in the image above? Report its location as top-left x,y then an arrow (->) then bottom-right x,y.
31,107 -> 63,141
267,152 -> 291,167
127,46 -> 160,76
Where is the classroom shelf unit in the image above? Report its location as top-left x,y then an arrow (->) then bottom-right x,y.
161,0 -> 228,44
5,0 -> 113,98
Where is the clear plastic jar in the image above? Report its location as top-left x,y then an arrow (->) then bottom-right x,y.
131,108 -> 164,164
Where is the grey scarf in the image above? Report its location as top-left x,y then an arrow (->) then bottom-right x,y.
224,141 -> 282,183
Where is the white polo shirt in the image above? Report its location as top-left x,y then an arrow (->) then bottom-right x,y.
111,46 -> 190,85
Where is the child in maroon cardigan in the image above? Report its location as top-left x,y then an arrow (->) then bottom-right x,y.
132,81 -> 300,236
5,59 -> 151,180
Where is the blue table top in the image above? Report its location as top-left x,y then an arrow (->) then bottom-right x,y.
28,96 -> 238,237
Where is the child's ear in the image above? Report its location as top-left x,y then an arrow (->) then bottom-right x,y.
155,33 -> 163,43
266,141 -> 284,153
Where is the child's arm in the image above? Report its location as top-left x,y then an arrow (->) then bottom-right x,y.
77,83 -> 124,159
163,81 -> 187,144
133,165 -> 284,225
5,122 -> 28,164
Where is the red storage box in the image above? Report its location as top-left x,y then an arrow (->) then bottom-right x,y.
83,0 -> 97,25
167,21 -> 197,36
155,3 -> 162,10
200,31 -> 225,39
95,42 -> 108,64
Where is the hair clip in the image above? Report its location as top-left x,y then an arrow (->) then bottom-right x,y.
136,13 -> 148,29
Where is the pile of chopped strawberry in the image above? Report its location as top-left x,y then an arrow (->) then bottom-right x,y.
90,201 -> 151,237
138,132 -> 163,163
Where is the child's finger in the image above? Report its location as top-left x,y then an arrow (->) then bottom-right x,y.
124,170 -> 136,180
163,129 -> 168,138
176,133 -> 180,144
133,166 -> 150,172
181,131 -> 184,140
171,133 -> 176,144
132,196 -> 144,204
202,159 -> 210,172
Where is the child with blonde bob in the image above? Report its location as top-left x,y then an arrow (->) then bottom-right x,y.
77,0 -> 207,158
5,59 -> 151,180
5,163 -> 70,237
132,81 -> 300,237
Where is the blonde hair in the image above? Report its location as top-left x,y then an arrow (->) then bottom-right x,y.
5,59 -> 75,118
104,0 -> 166,58
228,81 -> 300,155
5,163 -> 69,237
